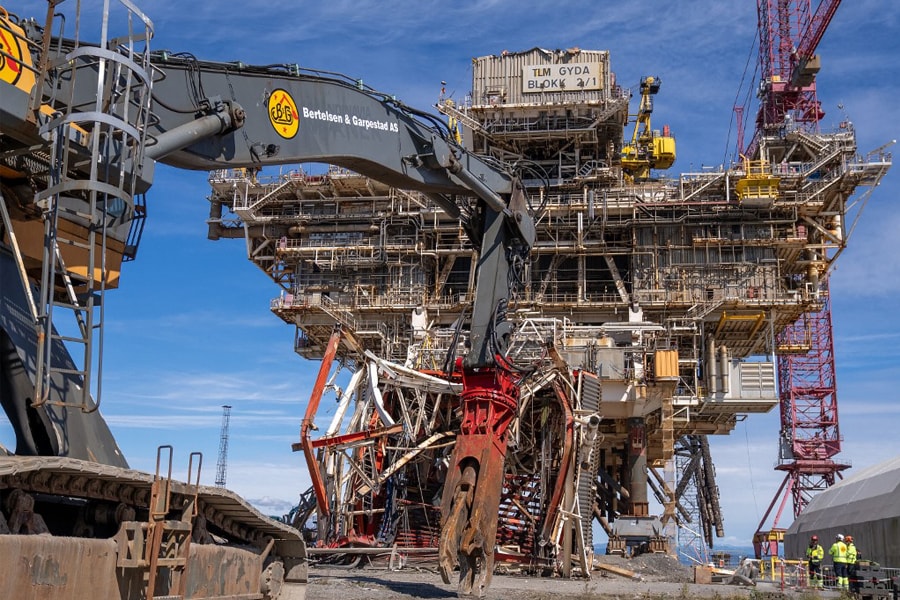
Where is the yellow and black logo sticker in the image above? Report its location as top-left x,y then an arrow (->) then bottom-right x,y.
1,11 -> 35,91
268,89 -> 299,139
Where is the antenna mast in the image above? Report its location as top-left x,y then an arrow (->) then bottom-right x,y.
215,405 -> 232,488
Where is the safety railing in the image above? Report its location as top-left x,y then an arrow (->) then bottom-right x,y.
758,557 -> 810,589
32,0 -> 155,413
758,558 -> 900,593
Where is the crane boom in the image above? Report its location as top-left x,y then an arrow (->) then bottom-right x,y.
147,58 -> 513,202
796,0 -> 842,61
751,0 -> 852,559
752,0 -> 842,150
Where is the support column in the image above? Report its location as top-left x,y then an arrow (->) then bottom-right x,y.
627,417 -> 649,517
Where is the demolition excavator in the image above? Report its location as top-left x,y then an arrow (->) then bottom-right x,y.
1,0 -> 531,597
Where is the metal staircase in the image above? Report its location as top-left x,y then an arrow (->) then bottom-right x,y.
116,446 -> 202,600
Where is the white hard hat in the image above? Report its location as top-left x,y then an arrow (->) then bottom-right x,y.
837,534 -> 844,541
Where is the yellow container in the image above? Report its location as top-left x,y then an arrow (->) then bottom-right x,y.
654,350 -> 679,380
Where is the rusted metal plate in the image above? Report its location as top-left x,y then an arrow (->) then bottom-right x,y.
0,533 -> 276,599
0,536 -> 121,600
185,543 -> 263,598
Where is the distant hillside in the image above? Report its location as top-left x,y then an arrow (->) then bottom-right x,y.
594,543 -> 756,567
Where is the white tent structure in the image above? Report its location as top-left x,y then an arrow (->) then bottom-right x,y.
784,456 -> 900,566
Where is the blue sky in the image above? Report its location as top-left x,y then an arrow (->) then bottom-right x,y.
5,0 -> 899,549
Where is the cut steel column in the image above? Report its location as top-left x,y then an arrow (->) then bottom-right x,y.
293,327 -> 343,519
627,417 -> 649,517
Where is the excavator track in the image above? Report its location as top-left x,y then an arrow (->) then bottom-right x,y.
0,456 -> 308,600
0,456 -> 298,541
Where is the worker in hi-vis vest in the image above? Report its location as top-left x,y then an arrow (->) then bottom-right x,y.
829,533 -> 848,590
806,534 -> 825,588
845,535 -> 861,593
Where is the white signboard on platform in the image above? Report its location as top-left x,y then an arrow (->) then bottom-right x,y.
522,62 -> 602,93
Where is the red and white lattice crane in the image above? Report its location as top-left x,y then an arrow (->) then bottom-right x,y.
753,0 -> 841,142
750,0 -> 848,558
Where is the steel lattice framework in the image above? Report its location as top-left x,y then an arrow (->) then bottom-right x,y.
775,288 -> 848,516
754,0 -> 840,136
753,0 -> 846,553
754,288 -> 848,557
215,405 -> 232,488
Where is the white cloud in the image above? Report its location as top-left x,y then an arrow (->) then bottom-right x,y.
839,402 -> 900,417
224,460 -> 311,506
102,366 -> 314,407
831,206 -> 900,298
105,414 -> 224,429
246,496 -> 296,518
104,409 -> 298,430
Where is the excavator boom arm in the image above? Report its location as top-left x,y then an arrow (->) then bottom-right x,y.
1,9 -> 533,597
146,56 -> 513,200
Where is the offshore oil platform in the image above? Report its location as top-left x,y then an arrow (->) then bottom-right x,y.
0,0 -> 893,598
206,12 -> 890,583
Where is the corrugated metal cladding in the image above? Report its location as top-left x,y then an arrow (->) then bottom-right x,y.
471,48 -> 611,107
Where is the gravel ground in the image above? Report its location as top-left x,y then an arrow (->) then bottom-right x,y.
304,555 -> 839,600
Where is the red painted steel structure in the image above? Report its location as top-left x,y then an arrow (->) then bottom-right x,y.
754,0 -> 840,136
775,288 -> 848,516
295,327 -> 343,519
753,0 -> 847,553
753,289 -> 849,557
